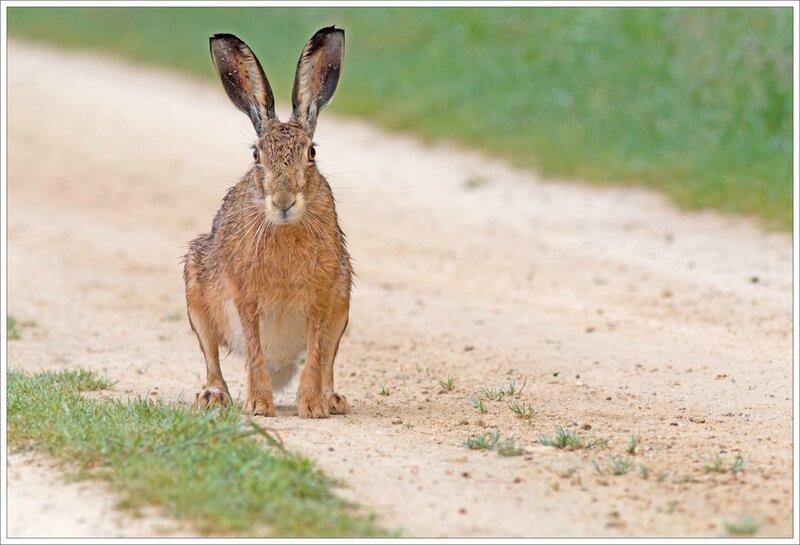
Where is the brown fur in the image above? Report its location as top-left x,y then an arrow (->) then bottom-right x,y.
184,28 -> 352,418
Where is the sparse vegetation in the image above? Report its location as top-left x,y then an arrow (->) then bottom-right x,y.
609,456 -> 635,475
481,378 -> 527,401
539,426 -> 607,451
7,315 -> 36,340
8,369 -> 382,537
377,384 -> 390,396
471,399 -> 488,414
7,315 -> 21,340
592,456 -> 635,476
464,430 -> 523,457
703,454 -> 727,473
626,435 -> 641,455
703,453 -> 748,475
731,454 -> 748,475
507,400 -> 537,422
724,515 -> 759,536
438,376 -> 456,392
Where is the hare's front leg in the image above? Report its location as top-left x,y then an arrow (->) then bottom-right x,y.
322,310 -> 350,415
297,305 -> 349,418
189,307 -> 230,409
238,301 -> 275,417
297,319 -> 328,419
186,263 -> 231,408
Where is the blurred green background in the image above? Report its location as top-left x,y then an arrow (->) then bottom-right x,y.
8,7 -> 793,230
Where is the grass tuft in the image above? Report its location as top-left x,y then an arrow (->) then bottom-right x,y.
703,453 -> 748,475
481,378 -> 527,402
8,369 -> 382,537
626,435 -> 641,455
539,426 -> 607,451
724,515 -> 759,536
464,430 -> 523,457
7,315 -> 20,340
471,399 -> 488,414
438,376 -> 456,392
507,400 -> 537,422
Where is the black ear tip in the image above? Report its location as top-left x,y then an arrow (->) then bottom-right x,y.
314,26 -> 344,37
210,33 -> 243,43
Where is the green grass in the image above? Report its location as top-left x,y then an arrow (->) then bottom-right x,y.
703,453 -> 749,475
481,378 -> 527,401
724,515 -> 760,536
7,7 -> 792,229
539,426 -> 608,451
464,429 -> 523,457
507,399 -> 537,422
471,399 -> 488,414
438,376 -> 456,392
7,315 -> 37,340
7,315 -> 21,340
7,369 -> 382,537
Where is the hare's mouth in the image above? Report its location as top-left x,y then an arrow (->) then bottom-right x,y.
266,193 -> 305,224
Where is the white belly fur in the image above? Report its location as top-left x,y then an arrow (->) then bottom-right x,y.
224,300 -> 307,391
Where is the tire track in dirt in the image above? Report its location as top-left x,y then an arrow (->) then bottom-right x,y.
6,42 -> 794,537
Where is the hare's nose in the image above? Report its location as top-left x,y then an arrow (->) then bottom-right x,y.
277,199 -> 296,213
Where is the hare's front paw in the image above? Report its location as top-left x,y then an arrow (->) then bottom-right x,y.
325,392 -> 350,415
298,394 -> 330,419
245,396 -> 275,417
196,385 -> 231,408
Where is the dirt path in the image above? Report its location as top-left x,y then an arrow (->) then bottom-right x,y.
6,41 -> 794,538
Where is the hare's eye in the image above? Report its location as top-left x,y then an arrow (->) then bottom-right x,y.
308,146 -> 316,162
252,148 -> 260,162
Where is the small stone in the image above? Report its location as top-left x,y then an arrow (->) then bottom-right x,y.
391,418 -> 403,425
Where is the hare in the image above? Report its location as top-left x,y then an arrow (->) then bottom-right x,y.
183,27 -> 352,418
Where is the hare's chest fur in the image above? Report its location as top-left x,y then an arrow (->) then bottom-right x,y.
223,299 -> 306,390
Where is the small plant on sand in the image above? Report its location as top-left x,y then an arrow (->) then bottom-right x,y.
377,385 -> 390,396
539,426 -> 607,451
464,430 -> 522,457
592,456 -> 635,476
731,454 -> 748,475
703,453 -> 748,475
465,430 -> 501,451
438,376 -> 456,392
471,399 -> 488,414
481,385 -> 505,401
508,400 -> 537,422
626,435 -> 641,455
724,515 -> 759,536
703,454 -> 727,473
7,315 -> 21,340
7,316 -> 36,341
481,377 -> 527,401
609,456 -> 635,475
502,378 -> 527,397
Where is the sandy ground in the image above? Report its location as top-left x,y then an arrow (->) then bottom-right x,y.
5,41 -> 795,538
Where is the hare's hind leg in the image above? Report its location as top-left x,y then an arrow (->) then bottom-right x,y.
185,252 -> 230,408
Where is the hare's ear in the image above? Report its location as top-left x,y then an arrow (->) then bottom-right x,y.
290,26 -> 344,135
210,34 -> 276,136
